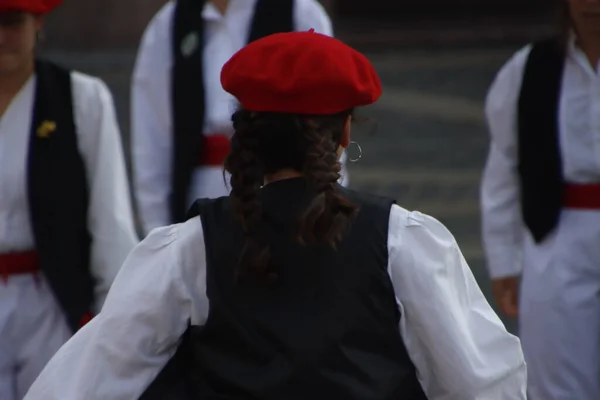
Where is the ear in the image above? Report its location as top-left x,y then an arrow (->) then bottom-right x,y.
339,115 -> 351,148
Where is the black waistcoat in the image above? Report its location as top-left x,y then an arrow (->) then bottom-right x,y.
170,0 -> 295,224
28,60 -> 93,332
517,37 -> 565,243
140,179 -> 427,400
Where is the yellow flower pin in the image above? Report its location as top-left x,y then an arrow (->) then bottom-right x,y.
37,120 -> 57,138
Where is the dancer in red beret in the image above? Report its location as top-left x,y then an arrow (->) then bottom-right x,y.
0,1 -> 138,399
25,31 -> 526,400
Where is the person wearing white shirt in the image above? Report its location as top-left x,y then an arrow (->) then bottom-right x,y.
481,0 -> 600,398
131,0 -> 349,236
0,1 -> 139,399
25,30 -> 526,400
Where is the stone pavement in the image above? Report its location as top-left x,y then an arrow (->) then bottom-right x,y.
45,44 -> 522,334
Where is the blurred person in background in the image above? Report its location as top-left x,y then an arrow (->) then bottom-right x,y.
131,0 -> 349,237
481,0 -> 600,398
24,30 -> 526,400
0,0 -> 138,398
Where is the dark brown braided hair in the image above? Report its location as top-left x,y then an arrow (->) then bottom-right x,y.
224,108 -> 359,282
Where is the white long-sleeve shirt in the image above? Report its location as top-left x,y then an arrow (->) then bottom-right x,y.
24,204 -> 527,400
0,70 -> 139,310
132,0 -> 347,236
481,38 -> 600,279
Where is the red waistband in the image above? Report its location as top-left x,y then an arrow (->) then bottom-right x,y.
0,251 -> 40,282
199,134 -> 231,166
564,183 -> 600,209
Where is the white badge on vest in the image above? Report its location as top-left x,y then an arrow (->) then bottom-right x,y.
181,31 -> 200,58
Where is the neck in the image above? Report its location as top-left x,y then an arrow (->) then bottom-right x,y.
575,29 -> 600,67
211,0 -> 229,15
0,59 -> 35,109
264,169 -> 303,185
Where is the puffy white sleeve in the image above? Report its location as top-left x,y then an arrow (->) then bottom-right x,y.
23,219 -> 209,400
388,205 -> 527,399
131,2 -> 177,236
71,72 -> 140,311
480,45 -> 531,279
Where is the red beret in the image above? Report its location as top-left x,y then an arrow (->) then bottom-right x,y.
0,0 -> 63,14
221,30 -> 382,115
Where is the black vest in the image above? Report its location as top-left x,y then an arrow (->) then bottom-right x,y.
140,179 -> 427,400
28,60 -> 93,332
518,38 -> 565,243
170,0 -> 295,224
517,37 -> 566,243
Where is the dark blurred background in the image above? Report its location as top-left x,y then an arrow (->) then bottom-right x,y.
40,0 -> 559,334
41,0 -> 554,50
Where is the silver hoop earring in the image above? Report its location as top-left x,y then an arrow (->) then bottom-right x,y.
347,141 -> 362,163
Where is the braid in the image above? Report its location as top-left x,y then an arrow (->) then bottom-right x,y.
225,108 -> 359,283
296,119 -> 358,248
225,111 -> 273,282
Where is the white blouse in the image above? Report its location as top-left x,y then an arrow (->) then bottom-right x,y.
481,37 -> 600,279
